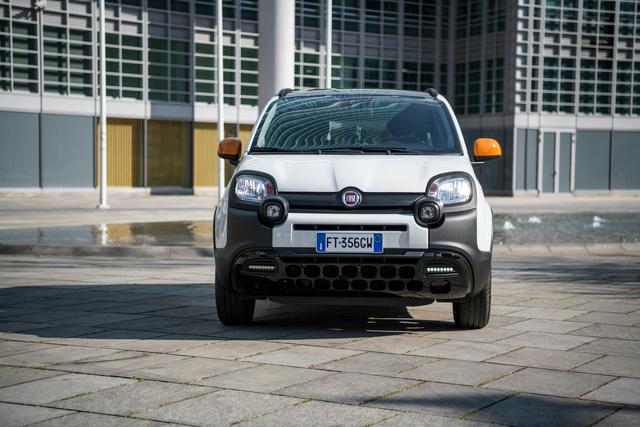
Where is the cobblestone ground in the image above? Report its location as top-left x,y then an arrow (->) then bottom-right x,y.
0,254 -> 639,426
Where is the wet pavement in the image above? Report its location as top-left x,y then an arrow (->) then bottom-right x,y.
494,213 -> 640,245
0,253 -> 639,426
0,221 -> 213,247
1,213 -> 639,248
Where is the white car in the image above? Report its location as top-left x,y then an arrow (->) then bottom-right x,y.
214,89 -> 502,329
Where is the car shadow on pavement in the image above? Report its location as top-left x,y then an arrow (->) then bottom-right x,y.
495,255 -> 640,299
0,283 -> 458,343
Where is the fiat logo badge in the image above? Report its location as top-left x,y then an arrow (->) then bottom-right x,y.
341,189 -> 362,208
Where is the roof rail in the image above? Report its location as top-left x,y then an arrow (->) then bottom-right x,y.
277,88 -> 294,98
426,88 -> 439,99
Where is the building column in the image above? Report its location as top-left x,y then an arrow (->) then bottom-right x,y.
258,0 -> 296,110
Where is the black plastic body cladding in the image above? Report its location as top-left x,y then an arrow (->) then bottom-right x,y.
214,204 -> 492,302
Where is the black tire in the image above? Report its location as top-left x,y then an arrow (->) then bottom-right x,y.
215,274 -> 255,325
453,279 -> 491,329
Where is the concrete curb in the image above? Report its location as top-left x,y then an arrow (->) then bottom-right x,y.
0,243 -> 213,258
493,243 -> 640,256
0,242 -> 638,258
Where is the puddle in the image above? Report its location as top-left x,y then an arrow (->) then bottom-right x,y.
0,213 -> 638,247
494,213 -> 640,245
0,221 -> 213,247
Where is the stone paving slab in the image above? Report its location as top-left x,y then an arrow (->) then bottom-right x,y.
280,372 -> 418,405
0,366 -> 63,388
1,253 -> 640,426
367,381 -> 512,418
375,412 -> 500,426
241,345 -> 362,368
0,402 -> 73,427
132,356 -> 256,382
53,380 -> 212,415
0,372 -> 133,405
317,351 -> 433,376
582,378 -> 640,406
238,400 -> 396,427
408,340 -> 521,361
30,412 -> 167,427
488,347 -> 602,370
51,350 -> 187,376
199,364 -> 332,392
482,367 -> 614,398
573,355 -> 640,378
468,394 -> 619,427
496,331 -> 597,351
174,339 -> 287,360
140,389 -> 302,426
594,407 -> 640,426
574,338 -> 640,357
504,318 -> 592,334
399,359 -> 520,386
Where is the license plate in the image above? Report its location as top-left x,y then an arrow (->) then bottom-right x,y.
316,233 -> 383,253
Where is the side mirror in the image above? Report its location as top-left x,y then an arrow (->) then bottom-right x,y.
473,138 -> 502,162
218,137 -> 242,165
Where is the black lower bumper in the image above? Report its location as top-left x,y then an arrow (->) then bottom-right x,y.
214,206 -> 492,303
232,248 -> 482,301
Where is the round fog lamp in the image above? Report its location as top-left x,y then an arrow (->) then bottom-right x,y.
259,196 -> 289,225
264,203 -> 283,220
419,204 -> 437,222
414,197 -> 443,227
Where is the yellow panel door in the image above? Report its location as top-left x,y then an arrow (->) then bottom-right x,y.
147,120 -> 189,187
96,118 -> 142,187
193,123 -> 218,188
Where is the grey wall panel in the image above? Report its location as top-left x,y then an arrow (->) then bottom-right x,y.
515,129 -> 526,190
611,131 -> 640,190
525,129 -> 538,190
559,133 -> 571,192
41,114 -> 94,187
0,111 -> 39,187
542,132 -> 555,193
575,130 -> 610,190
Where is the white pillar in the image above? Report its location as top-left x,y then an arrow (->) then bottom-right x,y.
98,0 -> 108,209
258,0 -> 295,110
216,0 -> 225,200
325,0 -> 332,89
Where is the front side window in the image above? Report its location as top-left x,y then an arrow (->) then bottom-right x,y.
251,94 -> 463,155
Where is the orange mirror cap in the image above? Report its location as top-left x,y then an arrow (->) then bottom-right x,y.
473,138 -> 502,160
218,137 -> 242,159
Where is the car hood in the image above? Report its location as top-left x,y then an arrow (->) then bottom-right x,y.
235,154 -> 475,193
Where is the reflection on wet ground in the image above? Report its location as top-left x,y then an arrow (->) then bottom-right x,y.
0,213 -> 638,247
494,213 -> 640,245
0,221 -> 213,247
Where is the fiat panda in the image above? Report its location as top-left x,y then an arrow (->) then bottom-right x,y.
213,89 -> 501,329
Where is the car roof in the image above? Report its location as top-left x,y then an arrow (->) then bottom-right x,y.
282,88 -> 435,99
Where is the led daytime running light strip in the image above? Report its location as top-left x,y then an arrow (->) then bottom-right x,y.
425,266 -> 455,273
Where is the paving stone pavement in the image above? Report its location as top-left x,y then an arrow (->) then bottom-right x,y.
0,253 -> 639,427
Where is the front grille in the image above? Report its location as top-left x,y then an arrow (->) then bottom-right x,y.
234,251 -> 470,298
293,224 -> 407,232
280,192 -> 421,213
277,260 -> 424,293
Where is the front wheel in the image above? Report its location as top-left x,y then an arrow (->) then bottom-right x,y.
452,279 -> 491,329
215,274 -> 255,325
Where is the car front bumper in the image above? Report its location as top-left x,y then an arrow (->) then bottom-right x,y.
214,206 -> 492,303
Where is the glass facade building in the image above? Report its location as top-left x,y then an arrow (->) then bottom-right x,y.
0,0 -> 638,194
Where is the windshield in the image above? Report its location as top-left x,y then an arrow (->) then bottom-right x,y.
250,94 -> 462,155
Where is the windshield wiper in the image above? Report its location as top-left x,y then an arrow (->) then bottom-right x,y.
251,147 -> 298,153
252,146 -> 424,155
316,146 -> 424,154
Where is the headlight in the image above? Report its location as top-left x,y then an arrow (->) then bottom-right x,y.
428,175 -> 472,205
234,174 -> 275,202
